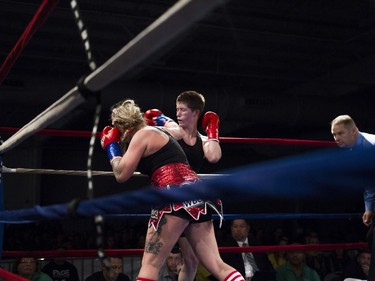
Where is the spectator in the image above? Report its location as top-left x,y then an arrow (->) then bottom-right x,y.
267,236 -> 288,269
220,219 -> 275,281
105,235 -> 118,249
275,243 -> 321,281
305,232 -> 334,279
85,256 -> 131,281
42,247 -> 80,281
158,247 -> 183,281
271,227 -> 287,246
13,257 -> 53,281
342,249 -> 371,280
329,247 -> 351,273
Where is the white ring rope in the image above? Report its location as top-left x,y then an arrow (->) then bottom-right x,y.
0,0 -> 225,155
70,0 -> 97,71
0,165 -> 225,178
1,166 -> 117,177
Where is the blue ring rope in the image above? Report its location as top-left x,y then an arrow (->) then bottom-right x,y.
105,213 -> 362,220
0,146 -> 374,224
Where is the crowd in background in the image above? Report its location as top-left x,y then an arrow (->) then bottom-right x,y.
2,216 -> 368,252
3,217 -> 367,251
1,217 -> 370,281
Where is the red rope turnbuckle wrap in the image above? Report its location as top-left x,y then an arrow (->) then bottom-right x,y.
0,127 -> 336,147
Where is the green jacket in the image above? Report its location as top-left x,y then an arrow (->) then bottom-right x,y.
276,261 -> 321,281
31,272 -> 53,281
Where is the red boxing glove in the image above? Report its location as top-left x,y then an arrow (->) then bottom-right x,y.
144,109 -> 172,126
100,126 -> 122,160
202,111 -> 220,142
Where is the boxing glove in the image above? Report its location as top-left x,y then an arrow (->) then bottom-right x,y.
144,109 -> 172,126
202,111 -> 220,142
100,126 -> 122,161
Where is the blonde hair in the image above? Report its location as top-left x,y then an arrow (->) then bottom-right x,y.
110,99 -> 146,151
111,99 -> 145,131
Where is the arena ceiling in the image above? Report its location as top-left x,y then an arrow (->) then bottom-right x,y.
2,0 -> 375,143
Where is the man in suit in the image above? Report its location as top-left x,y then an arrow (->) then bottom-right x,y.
220,219 -> 275,281
85,257 -> 131,281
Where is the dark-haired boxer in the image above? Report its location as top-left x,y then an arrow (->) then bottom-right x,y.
144,90 -> 222,281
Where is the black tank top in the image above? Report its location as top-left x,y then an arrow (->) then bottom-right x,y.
178,133 -> 205,172
137,135 -> 188,176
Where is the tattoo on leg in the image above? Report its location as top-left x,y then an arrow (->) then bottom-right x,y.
145,217 -> 166,254
145,232 -> 163,254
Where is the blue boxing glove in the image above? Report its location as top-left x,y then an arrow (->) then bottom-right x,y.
144,109 -> 172,126
100,126 -> 122,161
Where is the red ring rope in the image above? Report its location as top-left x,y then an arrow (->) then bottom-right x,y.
0,127 -> 336,147
1,242 -> 367,258
219,137 -> 335,147
0,0 -> 60,85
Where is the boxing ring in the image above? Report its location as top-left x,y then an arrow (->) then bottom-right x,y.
0,126 -> 373,279
1,1 -> 375,280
